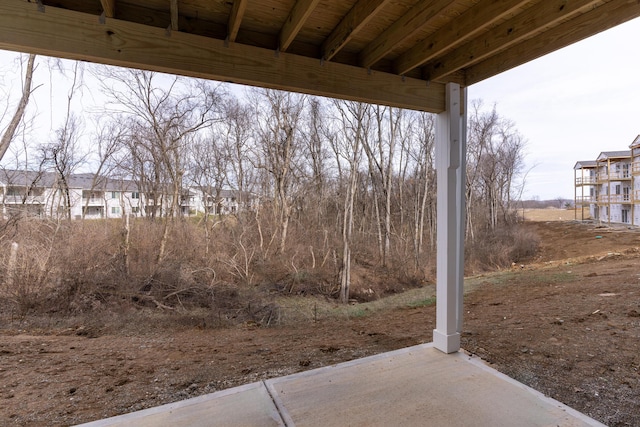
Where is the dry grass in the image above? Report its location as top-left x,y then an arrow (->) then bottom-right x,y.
521,208 -> 588,222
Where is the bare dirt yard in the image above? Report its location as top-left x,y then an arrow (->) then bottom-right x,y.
2,215 -> 640,426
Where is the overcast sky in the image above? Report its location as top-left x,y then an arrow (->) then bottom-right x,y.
1,17 -> 639,201
468,17 -> 640,200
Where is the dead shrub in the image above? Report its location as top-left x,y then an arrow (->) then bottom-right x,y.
466,224 -> 540,272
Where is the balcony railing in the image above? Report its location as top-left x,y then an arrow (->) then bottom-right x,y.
608,194 -> 632,204
575,176 -> 597,185
82,197 -> 104,206
613,171 -> 631,180
2,195 -> 45,204
575,195 -> 595,204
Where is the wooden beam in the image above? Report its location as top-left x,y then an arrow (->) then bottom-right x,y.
100,0 -> 115,18
465,0 -> 640,85
321,0 -> 391,61
360,0 -> 456,69
227,0 -> 248,43
170,0 -> 178,31
394,0 -> 530,76
279,0 -> 321,52
424,0 -> 601,82
0,2 -> 445,113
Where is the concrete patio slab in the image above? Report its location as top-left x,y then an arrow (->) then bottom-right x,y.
78,343 -> 605,427
80,381 -> 284,427
267,344 -> 604,427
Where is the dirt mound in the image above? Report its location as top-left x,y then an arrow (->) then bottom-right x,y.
1,220 -> 639,426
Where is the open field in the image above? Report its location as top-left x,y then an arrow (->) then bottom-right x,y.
1,220 -> 639,426
522,207 -> 591,222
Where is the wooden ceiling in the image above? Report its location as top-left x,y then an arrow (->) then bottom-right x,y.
1,0 -> 639,112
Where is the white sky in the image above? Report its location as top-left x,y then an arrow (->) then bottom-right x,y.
1,16 -> 639,201
468,17 -> 640,200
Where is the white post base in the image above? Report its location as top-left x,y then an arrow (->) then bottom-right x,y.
433,329 -> 461,354
432,82 -> 466,355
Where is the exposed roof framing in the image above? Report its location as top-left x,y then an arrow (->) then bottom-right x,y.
422,0 -> 602,82
359,0 -> 458,70
100,0 -> 115,18
1,0 -> 639,113
170,0 -> 179,31
394,0 -> 532,76
322,0 -> 391,62
227,0 -> 248,43
279,0 -> 321,52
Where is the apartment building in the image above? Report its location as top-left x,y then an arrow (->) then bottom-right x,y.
574,135 -> 640,225
0,169 -> 250,220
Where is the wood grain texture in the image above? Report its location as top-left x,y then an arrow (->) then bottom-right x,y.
321,0 -> 391,61
6,0 -> 639,101
424,0 -> 601,81
0,2 -> 446,112
359,0 -> 456,69
227,0 -> 248,42
100,0 -> 116,18
465,0 -> 640,85
279,0 -> 321,51
170,0 -> 178,31
394,0 -> 530,75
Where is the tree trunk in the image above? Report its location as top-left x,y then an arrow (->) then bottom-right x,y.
0,54 -> 36,162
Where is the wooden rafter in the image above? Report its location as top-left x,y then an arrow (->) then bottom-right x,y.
424,0 -> 601,82
169,0 -> 179,31
359,0 -> 456,69
394,0 -> 530,76
321,0 -> 391,61
100,0 -> 115,18
227,0 -> 247,42
279,0 -> 321,52
465,0 -> 640,85
0,2 -> 446,113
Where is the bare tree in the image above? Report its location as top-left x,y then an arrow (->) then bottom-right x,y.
406,111 -> 436,271
190,130 -> 228,255
96,68 -> 223,262
251,89 -> 306,255
220,96 -> 255,212
466,100 -> 526,234
41,61 -> 86,222
0,54 -> 38,163
332,100 -> 369,303
361,106 -> 401,266
80,119 -> 126,219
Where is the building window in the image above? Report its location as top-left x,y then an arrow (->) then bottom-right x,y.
111,191 -> 120,199
131,192 -> 140,199
132,207 -> 140,213
111,206 -> 120,215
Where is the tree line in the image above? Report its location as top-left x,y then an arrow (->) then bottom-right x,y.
1,56 -> 529,306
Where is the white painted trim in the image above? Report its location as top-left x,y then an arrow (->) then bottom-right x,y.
433,82 -> 465,354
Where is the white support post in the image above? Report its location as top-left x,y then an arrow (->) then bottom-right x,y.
433,83 -> 466,354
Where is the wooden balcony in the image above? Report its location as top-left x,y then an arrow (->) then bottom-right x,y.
613,171 -> 632,180
575,176 -> 597,185
575,195 -> 595,204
